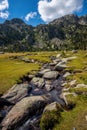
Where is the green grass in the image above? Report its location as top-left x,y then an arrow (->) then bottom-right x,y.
0,51 -> 58,94
54,95 -> 87,130
0,58 -> 40,94
66,50 -> 87,85
53,50 -> 87,130
25,51 -> 58,63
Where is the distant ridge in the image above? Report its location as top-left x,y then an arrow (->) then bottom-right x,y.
0,14 -> 87,52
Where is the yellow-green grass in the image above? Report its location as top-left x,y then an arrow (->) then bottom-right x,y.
54,95 -> 87,130
66,50 -> 87,85
0,51 -> 58,94
0,58 -> 40,94
69,87 -> 87,93
53,51 -> 87,130
25,51 -> 58,63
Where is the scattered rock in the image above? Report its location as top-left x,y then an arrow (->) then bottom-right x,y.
49,62 -> 57,66
43,71 -> 59,80
31,77 -> 45,88
56,54 -> 61,58
63,72 -> 71,78
37,69 -> 51,77
76,84 -> 87,88
45,84 -> 54,92
44,102 -> 62,112
55,64 -> 67,71
69,80 -> 77,87
85,115 -> 87,121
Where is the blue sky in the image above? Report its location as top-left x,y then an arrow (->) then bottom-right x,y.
0,0 -> 87,26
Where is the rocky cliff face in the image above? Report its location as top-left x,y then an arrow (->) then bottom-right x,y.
0,14 -> 87,51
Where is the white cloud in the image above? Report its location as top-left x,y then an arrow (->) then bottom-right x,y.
38,0 -> 83,22
0,0 -> 9,11
0,0 -> 9,19
25,12 -> 37,21
0,11 -> 9,19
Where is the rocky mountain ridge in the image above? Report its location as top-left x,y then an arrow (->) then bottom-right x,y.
0,14 -> 87,51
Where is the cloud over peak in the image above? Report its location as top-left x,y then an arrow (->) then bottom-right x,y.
0,0 -> 9,19
0,0 -> 9,10
0,11 -> 9,19
25,12 -> 37,21
38,0 -> 83,22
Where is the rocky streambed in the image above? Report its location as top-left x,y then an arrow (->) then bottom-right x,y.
0,53 -> 78,130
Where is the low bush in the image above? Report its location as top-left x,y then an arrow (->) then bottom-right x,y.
40,110 -> 62,130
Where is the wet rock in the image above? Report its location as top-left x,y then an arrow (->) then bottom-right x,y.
43,71 -> 59,80
55,64 -> 67,71
45,84 -> 54,92
1,96 -> 50,130
31,88 -> 44,95
37,69 -> 51,77
49,62 -> 57,66
0,98 -> 15,108
0,110 -> 7,123
2,84 -> 32,103
31,77 -> 45,89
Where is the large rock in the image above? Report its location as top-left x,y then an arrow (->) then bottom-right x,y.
43,71 -> 59,80
2,84 -> 32,103
1,96 -> 50,130
31,77 -> 45,89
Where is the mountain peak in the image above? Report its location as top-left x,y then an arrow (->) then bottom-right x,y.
4,18 -> 25,25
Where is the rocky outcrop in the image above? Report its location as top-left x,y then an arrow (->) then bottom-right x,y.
2,84 -> 32,103
1,96 -> 50,130
0,14 -> 87,51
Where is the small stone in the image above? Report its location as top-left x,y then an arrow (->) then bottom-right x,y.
63,72 -> 71,78
69,80 -> 77,87
44,102 -> 62,112
85,115 -> 87,121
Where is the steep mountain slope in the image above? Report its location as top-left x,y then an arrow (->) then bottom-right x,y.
0,14 -> 87,51
0,18 -> 34,51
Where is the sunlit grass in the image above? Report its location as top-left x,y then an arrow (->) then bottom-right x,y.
0,51 -> 58,94
54,95 -> 87,130
0,58 -> 40,94
66,50 -> 87,84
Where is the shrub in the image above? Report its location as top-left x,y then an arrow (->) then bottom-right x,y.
40,110 -> 61,130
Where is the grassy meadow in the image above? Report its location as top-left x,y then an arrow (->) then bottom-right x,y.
0,50 -> 87,130
0,51 -> 57,94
